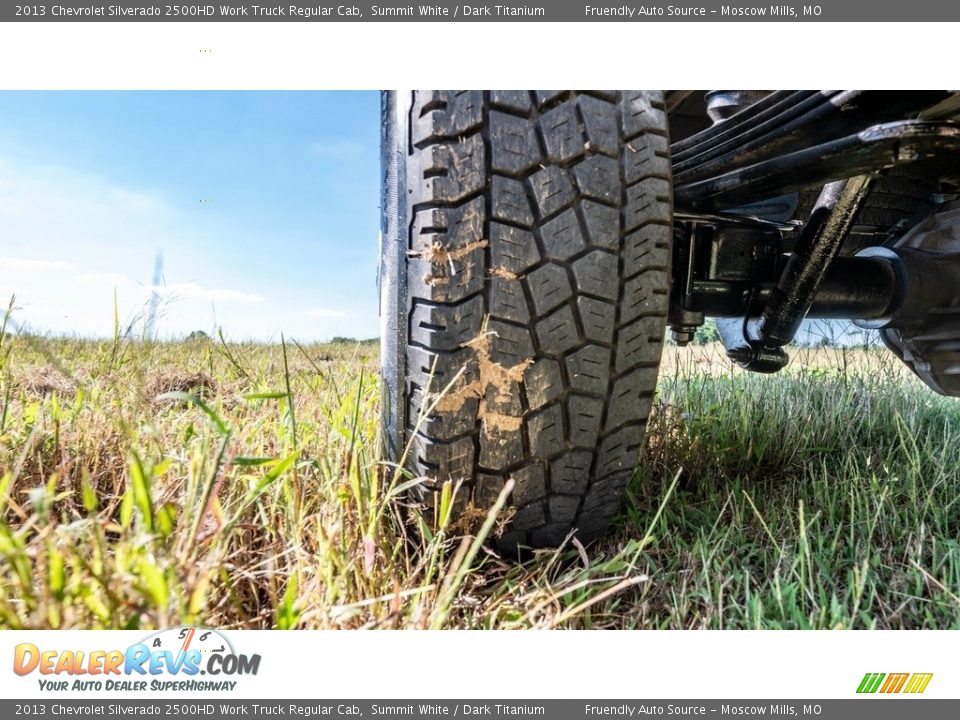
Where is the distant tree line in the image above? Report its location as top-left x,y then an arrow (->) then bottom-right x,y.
330,336 -> 378,344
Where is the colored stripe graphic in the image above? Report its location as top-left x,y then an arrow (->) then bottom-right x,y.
904,673 -> 934,694
857,672 -> 932,694
881,673 -> 909,693
857,673 -> 885,693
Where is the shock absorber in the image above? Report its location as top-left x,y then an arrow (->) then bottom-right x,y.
718,176 -> 874,373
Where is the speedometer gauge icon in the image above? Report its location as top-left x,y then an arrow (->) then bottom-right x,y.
141,627 -> 234,658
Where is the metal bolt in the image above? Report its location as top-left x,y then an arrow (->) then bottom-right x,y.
671,328 -> 696,346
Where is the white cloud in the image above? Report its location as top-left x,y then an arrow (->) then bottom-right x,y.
305,307 -> 346,318
77,271 -> 131,286
0,257 -> 73,271
150,282 -> 265,304
0,148 -> 374,341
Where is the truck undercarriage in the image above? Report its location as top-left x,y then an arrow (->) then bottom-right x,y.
666,90 -> 960,394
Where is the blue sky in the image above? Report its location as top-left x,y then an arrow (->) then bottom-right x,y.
0,91 -> 381,341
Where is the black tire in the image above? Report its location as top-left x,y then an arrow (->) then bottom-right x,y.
380,91 -> 673,554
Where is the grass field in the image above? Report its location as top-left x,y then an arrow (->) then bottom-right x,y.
1,324 -> 959,630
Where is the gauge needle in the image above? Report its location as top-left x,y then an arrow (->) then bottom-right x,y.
181,628 -> 196,652
176,628 -> 196,669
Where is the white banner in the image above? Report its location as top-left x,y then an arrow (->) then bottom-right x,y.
0,629 -> 953,699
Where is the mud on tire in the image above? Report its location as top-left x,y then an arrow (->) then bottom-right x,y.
380,91 -> 673,555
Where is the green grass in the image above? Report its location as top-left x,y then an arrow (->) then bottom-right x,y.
1,326 -> 959,629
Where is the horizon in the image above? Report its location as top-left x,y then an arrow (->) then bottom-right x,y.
0,90 -> 869,349
0,90 -> 381,343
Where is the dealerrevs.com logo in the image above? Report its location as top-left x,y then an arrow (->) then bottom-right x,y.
13,627 -> 261,692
